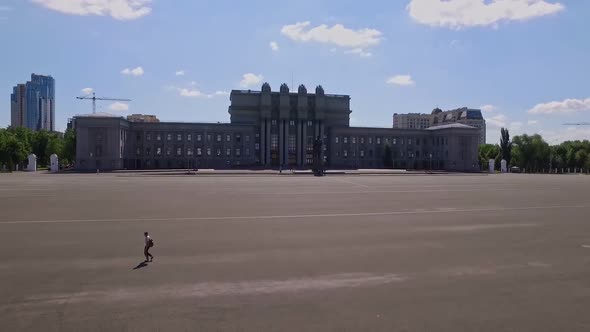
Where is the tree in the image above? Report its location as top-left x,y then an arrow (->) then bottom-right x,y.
32,130 -> 51,166
512,134 -> 550,172
478,144 -> 500,170
62,128 -> 76,165
382,144 -> 393,168
500,128 -> 512,165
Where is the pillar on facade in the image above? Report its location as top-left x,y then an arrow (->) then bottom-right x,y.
266,121 -> 271,166
260,120 -> 266,165
297,121 -> 303,166
302,122 -> 307,166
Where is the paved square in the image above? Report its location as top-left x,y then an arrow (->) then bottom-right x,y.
1,173 -> 590,331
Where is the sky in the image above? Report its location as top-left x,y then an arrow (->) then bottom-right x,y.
1,0 -> 589,144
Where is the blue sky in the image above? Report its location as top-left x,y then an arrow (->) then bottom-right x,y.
1,0 -> 589,143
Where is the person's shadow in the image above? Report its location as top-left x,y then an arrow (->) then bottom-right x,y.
133,261 -> 149,270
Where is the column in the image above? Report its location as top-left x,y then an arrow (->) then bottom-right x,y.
284,121 -> 289,166
302,122 -> 307,166
315,121 -> 319,139
279,120 -> 284,167
266,120 -> 271,166
297,121 -> 302,166
260,120 -> 265,165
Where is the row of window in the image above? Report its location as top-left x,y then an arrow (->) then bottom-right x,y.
336,150 -> 449,159
334,136 -> 449,146
270,120 -> 315,127
143,133 -> 251,143
138,147 -> 251,158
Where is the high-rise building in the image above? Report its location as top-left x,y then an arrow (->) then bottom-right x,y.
10,74 -> 55,131
393,107 -> 486,144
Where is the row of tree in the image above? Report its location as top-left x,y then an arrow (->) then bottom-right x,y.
0,127 -> 76,171
479,128 -> 590,172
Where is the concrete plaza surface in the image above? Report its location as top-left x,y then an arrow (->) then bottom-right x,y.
1,173 -> 590,332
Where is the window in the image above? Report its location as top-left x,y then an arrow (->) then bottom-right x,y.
343,137 -> 348,144
187,134 -> 192,141
236,148 -> 241,157
156,134 -> 161,141
393,138 -> 397,145
353,151 -> 356,157
146,133 -> 151,141
215,148 -> 220,157
166,147 -> 172,156
343,150 -> 348,158
335,137 -> 339,144
360,137 -> 364,144
177,134 -> 182,141
167,134 -> 172,141
156,147 -> 162,156
360,150 -> 365,157
177,148 -> 182,156
217,135 -> 222,142
416,138 -> 420,146
207,148 -> 211,156
401,151 -> 404,158
255,143 -> 260,150
385,138 -> 390,144
307,120 -> 313,127
271,134 -> 279,150
207,134 -> 212,142
197,148 -> 202,156
271,119 -> 277,126
226,134 -> 231,142
408,138 -> 412,145
369,137 -> 373,144
187,148 -> 193,156
245,148 -> 250,156
376,138 -> 381,145
146,147 -> 151,156
136,148 -> 141,155
288,135 -> 296,153
289,120 -> 295,126
226,148 -> 231,156
197,134 -> 202,141
236,134 -> 241,143
245,135 -> 250,143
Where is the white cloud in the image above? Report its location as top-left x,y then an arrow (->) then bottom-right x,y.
344,48 -> 372,57
480,104 -> 496,112
386,75 -> 415,86
406,0 -> 564,29
121,66 -> 144,76
108,102 -> 129,112
175,70 -> 185,76
240,73 -> 264,88
215,91 -> 230,96
510,121 -> 523,131
270,41 -> 279,52
487,114 -> 508,128
81,87 -> 93,95
539,127 -> 590,144
178,88 -> 205,98
528,120 -> 539,125
281,21 -> 381,55
528,97 -> 590,114
32,0 -> 152,20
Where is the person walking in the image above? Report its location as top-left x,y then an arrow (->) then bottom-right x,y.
144,232 -> 154,262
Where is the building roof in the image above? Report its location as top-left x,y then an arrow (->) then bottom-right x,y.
426,123 -> 476,130
74,112 -> 123,118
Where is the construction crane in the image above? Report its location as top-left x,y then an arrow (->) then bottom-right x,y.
563,122 -> 590,125
76,92 -> 131,114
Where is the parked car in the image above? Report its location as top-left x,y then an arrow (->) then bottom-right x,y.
510,166 -> 520,173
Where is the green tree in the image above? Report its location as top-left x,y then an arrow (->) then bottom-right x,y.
62,128 -> 76,164
479,144 -> 500,170
500,128 -> 512,165
382,144 -> 393,168
32,130 -> 51,166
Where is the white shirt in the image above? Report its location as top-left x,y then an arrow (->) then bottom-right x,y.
145,235 -> 151,246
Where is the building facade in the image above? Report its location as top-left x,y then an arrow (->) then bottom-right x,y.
75,83 -> 480,172
10,74 -> 56,131
393,107 -> 486,144
126,114 -> 160,123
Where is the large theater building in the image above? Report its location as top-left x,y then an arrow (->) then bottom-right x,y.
74,83 -> 480,171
